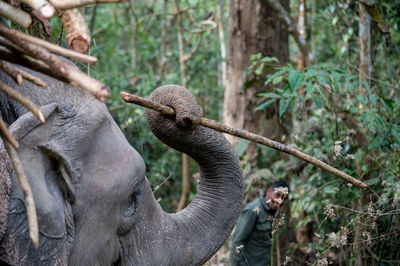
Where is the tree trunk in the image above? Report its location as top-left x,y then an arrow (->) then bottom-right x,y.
216,0 -> 226,88
222,0 -> 289,162
173,0 -> 191,212
297,0 -> 307,70
354,2 -> 373,265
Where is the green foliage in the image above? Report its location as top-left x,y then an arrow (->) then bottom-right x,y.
81,1 -> 224,212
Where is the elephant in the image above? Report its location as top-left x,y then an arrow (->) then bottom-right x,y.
0,66 -> 244,265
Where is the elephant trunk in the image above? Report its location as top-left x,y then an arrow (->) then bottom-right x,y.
142,85 -> 244,265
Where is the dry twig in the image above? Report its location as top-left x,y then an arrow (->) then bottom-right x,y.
0,26 -> 109,101
2,139 -> 39,249
0,24 -> 97,65
0,1 -> 32,28
120,91 -> 368,189
0,80 -> 45,122
14,66 -> 47,88
0,60 -> 23,85
0,46 -> 70,85
0,118 -> 18,149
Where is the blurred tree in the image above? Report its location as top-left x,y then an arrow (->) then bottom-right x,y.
222,0 -> 290,165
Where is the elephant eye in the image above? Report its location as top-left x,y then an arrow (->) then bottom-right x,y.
122,192 -> 136,217
118,192 -> 137,235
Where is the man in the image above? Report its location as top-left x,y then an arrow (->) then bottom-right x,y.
230,180 -> 289,266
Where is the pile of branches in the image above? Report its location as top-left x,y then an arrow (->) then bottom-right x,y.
0,0 -> 128,248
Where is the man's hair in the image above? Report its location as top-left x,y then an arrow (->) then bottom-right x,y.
267,180 -> 290,193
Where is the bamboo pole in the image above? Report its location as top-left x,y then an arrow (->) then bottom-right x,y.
0,1 -> 32,28
0,24 -> 97,65
120,91 -> 368,189
2,139 -> 39,249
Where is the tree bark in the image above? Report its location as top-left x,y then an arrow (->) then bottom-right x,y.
223,0 -> 290,162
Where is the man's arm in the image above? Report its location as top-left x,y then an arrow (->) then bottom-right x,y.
230,209 -> 256,265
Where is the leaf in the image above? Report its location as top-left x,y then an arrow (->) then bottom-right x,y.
235,139 -> 251,158
279,98 -> 291,118
323,186 -> 336,194
272,75 -> 283,85
392,127 -> 400,144
255,64 -> 264,75
313,97 -> 323,108
260,56 -> 279,64
258,92 -> 282,99
265,69 -> 287,86
255,99 -> 275,111
288,69 -> 305,92
350,106 -> 358,114
381,97 -> 394,110
364,178 -> 379,186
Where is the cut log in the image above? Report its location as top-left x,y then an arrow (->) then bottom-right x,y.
0,1 -> 32,28
58,8 -> 91,53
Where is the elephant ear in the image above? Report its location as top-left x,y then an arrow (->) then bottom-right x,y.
7,103 -> 79,239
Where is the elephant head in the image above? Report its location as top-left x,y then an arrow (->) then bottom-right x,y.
0,68 -> 244,265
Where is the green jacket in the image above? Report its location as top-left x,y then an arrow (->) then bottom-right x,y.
230,195 -> 275,266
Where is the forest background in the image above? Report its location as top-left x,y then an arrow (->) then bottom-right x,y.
16,0 -> 400,265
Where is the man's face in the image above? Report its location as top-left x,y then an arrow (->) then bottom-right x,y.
265,186 -> 289,210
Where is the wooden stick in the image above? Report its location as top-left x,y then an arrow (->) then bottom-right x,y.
0,29 -> 109,101
0,46 -> 71,85
14,66 -> 47,88
21,0 -> 55,18
0,1 -> 32,28
120,91 -> 368,188
0,60 -> 24,85
0,24 -> 97,65
2,139 -> 39,249
58,8 -> 91,54
0,80 -> 45,123
0,118 -> 19,149
49,0 -> 128,9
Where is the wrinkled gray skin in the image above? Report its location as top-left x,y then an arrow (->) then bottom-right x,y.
0,67 -> 243,265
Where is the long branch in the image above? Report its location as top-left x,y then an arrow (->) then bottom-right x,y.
2,139 -> 39,249
48,0 -> 128,9
0,118 -> 18,148
120,91 -> 368,188
0,24 -> 97,65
